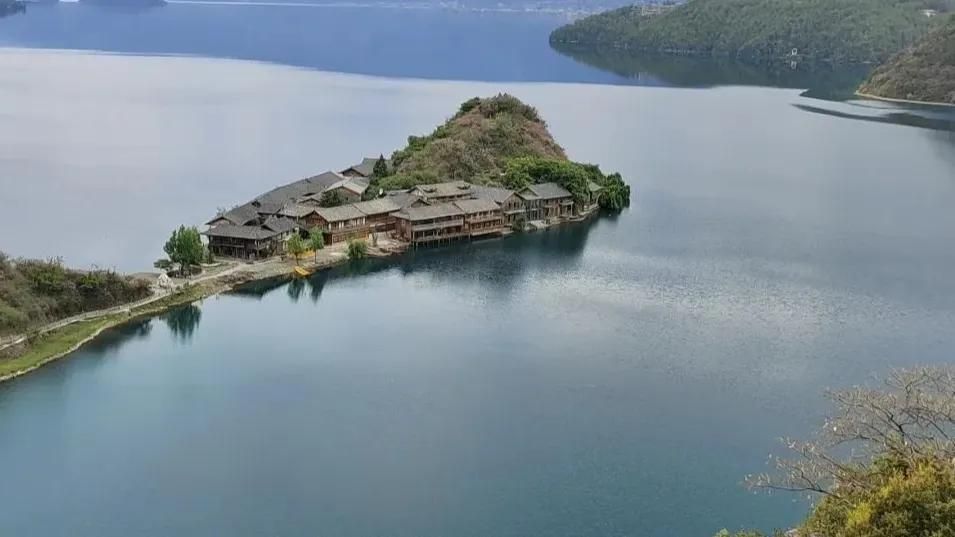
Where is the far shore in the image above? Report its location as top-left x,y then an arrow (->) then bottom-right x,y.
855,91 -> 955,109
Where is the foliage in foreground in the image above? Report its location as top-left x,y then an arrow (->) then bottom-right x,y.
731,367 -> 955,537
551,0 -> 942,65
0,252 -> 150,336
347,239 -> 368,260
286,234 -> 306,260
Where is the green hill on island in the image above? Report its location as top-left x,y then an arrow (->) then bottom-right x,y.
858,14 -> 955,104
550,0 -> 943,65
374,94 -> 630,210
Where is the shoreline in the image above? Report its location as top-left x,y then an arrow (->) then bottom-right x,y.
855,91 -> 955,109
0,246 -> 368,385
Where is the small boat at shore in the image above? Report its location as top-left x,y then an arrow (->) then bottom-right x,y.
292,266 -> 312,277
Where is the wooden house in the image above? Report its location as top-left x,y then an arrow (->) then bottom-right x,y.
518,182 -> 574,221
453,198 -> 505,237
340,157 -> 381,178
202,217 -> 298,260
352,198 -> 401,232
471,185 -> 525,227
393,203 -> 466,245
312,205 -> 369,244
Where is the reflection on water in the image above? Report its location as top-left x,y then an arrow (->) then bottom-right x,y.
550,44 -> 872,99
79,318 -> 154,357
162,303 -> 202,342
234,222 -> 595,304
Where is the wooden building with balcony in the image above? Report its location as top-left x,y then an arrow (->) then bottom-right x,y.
471,185 -> 525,227
453,198 -> 505,237
352,198 -> 401,232
517,182 -> 574,221
202,217 -> 298,260
393,203 -> 466,246
313,205 -> 369,244
409,180 -> 476,203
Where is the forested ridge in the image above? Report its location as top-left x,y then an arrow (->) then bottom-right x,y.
550,0 -> 946,65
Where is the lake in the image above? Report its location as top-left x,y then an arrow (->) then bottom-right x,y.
1,3 -> 955,537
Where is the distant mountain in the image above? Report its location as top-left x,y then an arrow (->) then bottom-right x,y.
550,0 -> 943,65
859,14 -> 955,104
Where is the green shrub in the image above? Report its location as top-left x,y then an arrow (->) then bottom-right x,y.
347,239 -> 368,260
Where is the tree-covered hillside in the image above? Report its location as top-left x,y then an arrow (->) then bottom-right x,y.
375,94 -> 630,210
551,0 -> 942,65
859,14 -> 955,104
0,253 -> 151,336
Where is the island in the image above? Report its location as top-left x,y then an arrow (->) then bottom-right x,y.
0,95 -> 631,383
550,0 -> 941,66
857,13 -> 955,105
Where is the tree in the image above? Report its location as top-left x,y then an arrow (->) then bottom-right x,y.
163,225 -> 204,277
746,367 -> 955,537
372,154 -> 389,179
308,229 -> 325,260
347,239 -> 368,260
319,190 -> 345,207
286,234 -> 306,261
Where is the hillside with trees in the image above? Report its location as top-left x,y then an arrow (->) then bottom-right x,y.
550,0 -> 943,65
376,94 -> 630,210
858,14 -> 955,104
0,253 -> 151,336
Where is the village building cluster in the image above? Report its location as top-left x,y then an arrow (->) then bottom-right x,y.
203,158 -> 604,259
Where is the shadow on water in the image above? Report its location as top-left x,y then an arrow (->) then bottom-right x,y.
794,103 -> 955,132
231,218 -> 599,302
162,303 -> 202,342
550,44 -> 872,99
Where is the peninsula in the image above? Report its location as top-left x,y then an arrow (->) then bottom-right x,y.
858,13 -> 955,105
0,94 -> 631,383
550,0 -> 940,66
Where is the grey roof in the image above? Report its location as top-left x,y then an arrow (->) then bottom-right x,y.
587,180 -> 604,193
470,185 -> 516,204
411,181 -> 473,199
523,182 -> 572,200
352,198 -> 400,216
207,203 -> 260,226
394,203 -> 464,221
386,191 -> 427,210
340,157 -> 380,177
279,203 -> 319,219
314,205 -> 366,223
202,224 -> 282,240
326,176 -> 370,195
252,200 -> 286,215
262,216 -> 298,234
306,171 -> 350,189
453,198 -> 501,214
255,172 -> 346,205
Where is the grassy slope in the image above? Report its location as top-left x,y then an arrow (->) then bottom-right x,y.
551,0 -> 938,65
379,94 -> 567,190
859,15 -> 955,104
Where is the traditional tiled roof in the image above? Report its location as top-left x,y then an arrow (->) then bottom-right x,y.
470,185 -> 516,204
587,180 -> 604,193
206,203 -> 260,226
326,177 -> 370,196
386,191 -> 426,210
352,198 -> 400,216
411,180 -> 473,199
453,198 -> 501,214
314,205 -> 366,223
202,224 -> 282,240
394,203 -> 464,221
340,157 -> 381,178
279,203 -> 319,219
522,182 -> 572,200
251,200 -> 286,216
262,216 -> 298,234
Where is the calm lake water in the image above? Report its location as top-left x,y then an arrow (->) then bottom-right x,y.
2,4 -> 955,537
